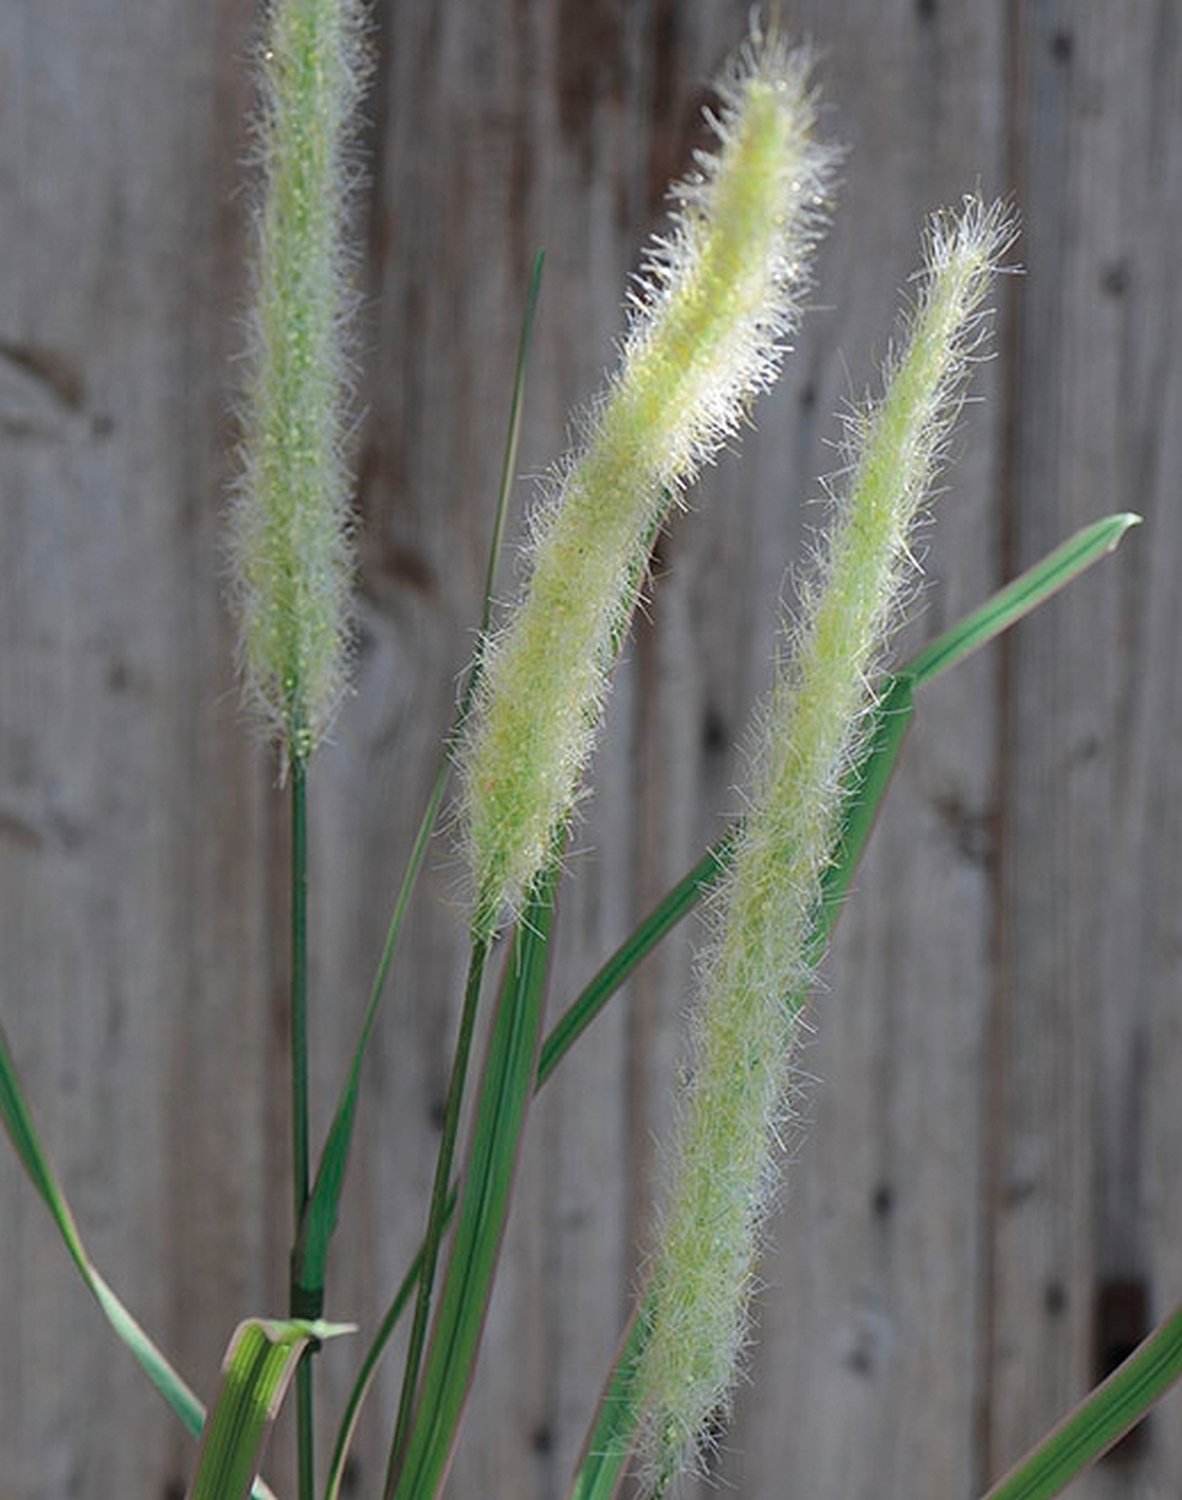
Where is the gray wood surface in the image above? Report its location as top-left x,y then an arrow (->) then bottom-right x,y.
1,2 -> 1178,1497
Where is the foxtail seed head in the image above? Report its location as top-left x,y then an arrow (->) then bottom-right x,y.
461,30 -> 836,936
634,196 -> 1017,1493
228,0 -> 369,764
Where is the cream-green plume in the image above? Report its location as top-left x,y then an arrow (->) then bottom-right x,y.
460,30 -> 835,936
229,0 -> 368,764
634,196 -> 1017,1492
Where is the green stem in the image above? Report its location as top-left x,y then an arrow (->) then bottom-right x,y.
289,753 -> 315,1500
384,934 -> 491,1495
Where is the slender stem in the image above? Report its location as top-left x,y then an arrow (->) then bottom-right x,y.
295,1361 -> 314,1500
289,753 -> 314,1500
290,754 -> 311,1246
482,249 -> 545,641
383,934 -> 490,1496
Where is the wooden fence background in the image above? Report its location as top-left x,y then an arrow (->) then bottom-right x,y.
2,1 -> 1179,1496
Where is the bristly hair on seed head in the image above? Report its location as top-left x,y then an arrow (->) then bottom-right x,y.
460,28 -> 837,938
228,0 -> 372,769
632,193 -> 1016,1495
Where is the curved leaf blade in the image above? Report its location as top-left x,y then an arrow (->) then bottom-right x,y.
536,837 -> 733,1091
324,1232 -> 431,1500
186,1319 -> 352,1500
0,1021 -> 280,1500
561,514 -> 1141,1493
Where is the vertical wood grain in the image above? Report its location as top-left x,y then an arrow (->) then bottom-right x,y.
1,3 -> 1178,1498
985,2 -> 1182,1494
0,3 -> 271,1496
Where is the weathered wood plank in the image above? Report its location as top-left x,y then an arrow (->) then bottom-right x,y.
1,3 -> 1179,1499
986,2 -> 1182,1495
0,3 -> 271,1497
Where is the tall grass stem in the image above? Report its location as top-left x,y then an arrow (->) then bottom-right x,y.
288,755 -> 315,1500
384,934 -> 491,1494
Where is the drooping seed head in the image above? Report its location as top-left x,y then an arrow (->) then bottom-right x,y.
461,28 -> 837,936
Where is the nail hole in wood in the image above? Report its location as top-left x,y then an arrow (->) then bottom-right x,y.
1050,29 -> 1074,62
702,706 -> 729,755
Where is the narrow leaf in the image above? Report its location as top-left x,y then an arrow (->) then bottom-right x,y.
562,517 -> 1139,1491
906,512 -> 1140,688
536,834 -> 734,1090
0,1023 -> 278,1500
568,1304 -> 651,1500
324,1229 -> 435,1500
545,511 -> 1138,1068
386,865 -> 559,1500
811,670 -> 915,959
386,937 -> 493,1475
185,1319 -> 352,1500
980,1301 -> 1182,1500
482,249 -> 547,638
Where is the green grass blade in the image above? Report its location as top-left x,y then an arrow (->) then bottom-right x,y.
1,1020 -> 93,1291
386,937 -> 492,1480
536,834 -> 734,1090
542,671 -> 914,1114
0,1021 -> 281,1500
293,252 -> 546,1319
186,1319 -> 352,1500
980,1301 -> 1182,1500
567,1303 -> 651,1500
538,665 -> 911,1104
386,864 -> 559,1500
559,515 -> 1140,1492
810,671 -> 915,958
324,1222 -> 439,1500
906,512 -> 1140,688
1,1028 -> 202,1440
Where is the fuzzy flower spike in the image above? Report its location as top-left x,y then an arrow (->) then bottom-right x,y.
461,30 -> 836,937
229,0 -> 368,765
634,195 -> 1017,1492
